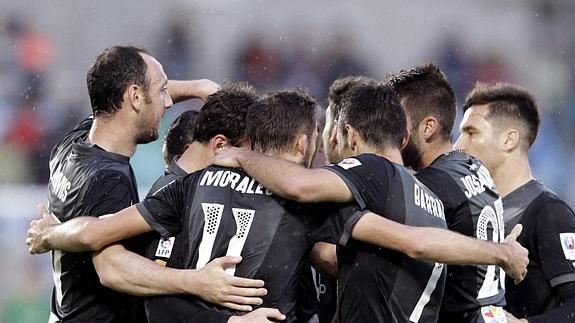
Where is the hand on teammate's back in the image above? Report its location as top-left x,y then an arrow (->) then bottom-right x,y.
501,224 -> 529,284
227,308 -> 286,323
193,255 -> 268,312
26,204 -> 57,254
213,147 -> 250,169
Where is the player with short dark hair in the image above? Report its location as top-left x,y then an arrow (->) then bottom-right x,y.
143,82 -> 262,321
323,76 -> 378,164
388,63 -> 508,322
455,82 -> 575,323
212,83 -> 528,323
162,109 -> 199,165
26,46 -> 265,323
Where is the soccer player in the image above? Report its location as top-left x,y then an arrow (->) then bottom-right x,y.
213,83 -> 528,322
29,46 -> 264,322
322,76 -> 377,164
455,83 -> 575,323
142,82 -> 262,321
386,64 -> 508,322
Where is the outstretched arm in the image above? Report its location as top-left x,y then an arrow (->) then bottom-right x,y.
93,244 -> 267,311
352,211 -> 529,282
168,79 -> 220,103
27,204 -> 152,253
214,148 -> 352,203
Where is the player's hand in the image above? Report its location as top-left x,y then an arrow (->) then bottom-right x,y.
501,224 -> 529,284
196,79 -> 220,101
227,308 -> 286,323
26,204 -> 57,254
505,310 -> 528,323
191,256 -> 267,311
213,147 -> 250,169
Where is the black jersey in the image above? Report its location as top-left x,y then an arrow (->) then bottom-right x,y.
136,166 -> 355,322
144,157 -> 187,269
502,180 -> 575,317
416,151 -> 506,323
47,117 -> 140,323
324,153 -> 447,323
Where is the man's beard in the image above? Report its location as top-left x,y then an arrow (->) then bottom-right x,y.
401,138 -> 422,169
136,128 -> 159,144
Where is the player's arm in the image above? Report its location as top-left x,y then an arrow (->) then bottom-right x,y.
308,242 -> 337,277
352,211 -> 529,281
517,201 -> 575,323
93,244 -> 266,311
168,79 -> 220,103
214,148 -> 353,203
26,204 -> 153,253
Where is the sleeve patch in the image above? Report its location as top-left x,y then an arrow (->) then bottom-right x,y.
338,158 -> 362,170
155,237 -> 176,258
560,233 -> 575,260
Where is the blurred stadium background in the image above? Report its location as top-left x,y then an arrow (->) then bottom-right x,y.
1,0 -> 574,321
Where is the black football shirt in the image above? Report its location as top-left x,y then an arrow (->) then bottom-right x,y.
416,151 -> 506,323
503,180 -> 575,317
47,117 -> 140,323
137,166 -> 356,322
324,153 -> 448,323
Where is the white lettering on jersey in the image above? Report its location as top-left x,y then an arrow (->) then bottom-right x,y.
560,233 -> 575,260
461,165 -> 495,199
199,170 -> 272,195
337,158 -> 362,170
414,183 -> 445,221
49,161 -> 71,203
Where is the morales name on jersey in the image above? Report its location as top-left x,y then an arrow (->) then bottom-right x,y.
199,169 -> 272,195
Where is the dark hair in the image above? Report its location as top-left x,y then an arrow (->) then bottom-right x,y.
162,110 -> 200,164
328,76 -> 378,120
386,63 -> 456,140
338,84 -> 406,150
192,81 -> 257,147
87,46 -> 150,116
248,89 -> 317,153
463,82 -> 540,148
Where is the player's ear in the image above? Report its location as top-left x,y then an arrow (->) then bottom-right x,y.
421,116 -> 439,141
211,134 -> 230,152
127,83 -> 143,112
329,123 -> 338,149
502,128 -> 520,151
401,128 -> 410,150
295,133 -> 308,157
345,124 -> 359,149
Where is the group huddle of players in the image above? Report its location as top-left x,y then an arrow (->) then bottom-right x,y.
25,45 -> 575,323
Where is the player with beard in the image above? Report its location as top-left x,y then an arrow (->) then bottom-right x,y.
25,46 -> 266,322
455,82 -> 575,323
387,63 -> 508,322
212,83 -> 528,322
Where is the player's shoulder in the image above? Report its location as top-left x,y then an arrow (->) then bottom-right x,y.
336,153 -> 397,171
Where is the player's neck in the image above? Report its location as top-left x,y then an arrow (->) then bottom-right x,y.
178,142 -> 212,173
357,145 -> 403,165
87,116 -> 137,157
417,139 -> 453,170
491,153 -> 533,198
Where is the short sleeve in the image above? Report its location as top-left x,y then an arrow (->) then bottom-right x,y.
83,170 -> 133,216
534,200 -> 575,287
311,203 -> 366,247
323,154 -> 391,210
137,175 -> 196,238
